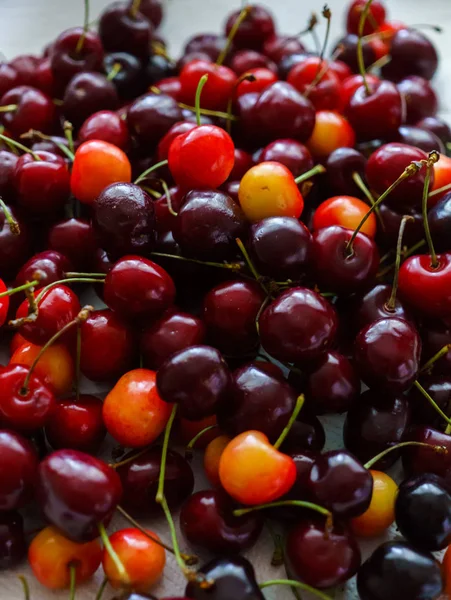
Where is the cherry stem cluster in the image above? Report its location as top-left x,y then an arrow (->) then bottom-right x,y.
21,129 -> 75,161
134,159 -> 169,184
0,132 -> 41,161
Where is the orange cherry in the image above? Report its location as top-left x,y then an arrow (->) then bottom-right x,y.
10,341 -> 74,396
70,140 -> 132,205
28,526 -> 102,590
307,110 -> 356,159
178,414 -> 219,449
219,430 -> 296,506
102,528 -> 166,591
238,161 -> 304,222
429,154 -> 451,205
103,368 -> 173,447
313,195 -> 377,238
204,434 -> 232,488
10,332 -> 27,355
349,470 -> 398,538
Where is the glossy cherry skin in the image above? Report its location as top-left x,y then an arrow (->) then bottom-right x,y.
63,71 -> 118,128
429,193 -> 451,252
47,218 -> 96,272
185,556 -> 265,600
173,189 -> 247,261
382,28 -> 438,82
117,446 -> 194,517
344,391 -> 411,469
15,250 -> 70,291
157,121 -> 197,162
104,255 -> 175,321
346,80 -> 403,141
217,362 -> 296,443
183,33 -> 227,62
346,0 -> 386,35
103,52 -> 145,100
259,287 -> 338,365
180,489 -> 263,554
286,519 -> 361,589
397,76 -> 438,124
377,202 -> 424,249
332,34 -> 375,73
0,203 -> 31,280
282,410 -> 326,453
355,317 -> 421,393
98,2 -> 153,59
402,426 -> 451,478
225,5 -> 275,50
258,138 -> 313,179
353,284 -> 413,332
288,58 -> 343,112
0,150 -> 18,202
44,395 -> 106,453
399,124 -> 445,154
326,147 -> 367,197
408,375 -> 451,429
0,63 -> 19,98
235,67 -> 278,98
0,512 -> 26,569
341,73 -> 380,107
0,365 -> 55,433
0,429 -> 38,511
157,345 -> 231,420
417,115 -> 451,146
230,49 -> 277,75
146,53 -> 176,86
357,541 -> 443,600
38,449 -> 122,542
203,281 -> 265,356
128,92 -> 183,146
0,85 -> 55,135
313,195 -> 376,238
311,226 -> 380,295
179,60 -> 236,110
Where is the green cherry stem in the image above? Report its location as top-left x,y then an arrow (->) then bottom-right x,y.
429,182 -> 451,198
150,251 -> 243,272
234,499 -> 331,521
21,129 -> 75,161
156,404 -> 178,504
185,425 -> 218,459
75,0 -> 90,54
385,215 -> 414,312
94,577 -> 108,600
134,159 -> 169,184
216,5 -> 252,66
420,344 -> 451,374
422,151 -> 440,268
294,164 -> 326,185
18,576 -> 30,600
65,272 -> 106,278
236,237 -> 270,295
159,179 -> 178,217
97,522 -> 129,584
274,394 -> 305,450
68,563 -> 77,600
260,579 -> 332,600
364,440 -> 448,470
63,121 -> 75,154
367,54 -> 391,72
35,277 -> 105,306
413,380 -> 451,427
160,495 -> 196,578
194,74 -> 208,127
0,279 -> 39,298
106,62 -> 122,81
304,5 -> 331,96
377,239 -> 426,279
0,133 -> 41,160
357,0 -> 375,94
351,172 -> 384,227
0,104 -> 18,113
129,0 -> 142,18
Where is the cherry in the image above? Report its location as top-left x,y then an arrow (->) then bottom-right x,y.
117,446 -> 194,516
408,374 -> 451,429
71,140 -> 132,205
258,138 -> 313,179
0,150 -> 18,202
260,287 -> 338,364
0,85 -> 55,135
346,0 -> 386,35
139,0 -> 163,27
103,368 -> 172,448
217,362 -> 297,443
183,33 -> 227,62
395,125 -> 445,154
235,67 -> 277,98
381,28 -> 438,82
63,71 -> 119,128
38,449 -> 122,542
50,27 -> 104,90
341,73 -> 380,106
307,110 -> 356,160
428,193 -> 451,252
332,33 -> 375,73
311,226 -> 380,294
277,52 -> 310,80
104,51 -> 146,99
0,512 -> 26,569
0,63 -> 19,97
0,203 -> 31,280
15,250 -> 71,291
146,54 -> 176,85
0,429 -> 38,511
402,426 -> 451,478
344,391 -> 411,469
421,318 -> 451,375
28,525 -> 102,590
417,115 -> 451,146
230,49 -> 277,75
225,5 -> 275,51
128,92 -> 183,147
48,218 -> 97,271
377,203 -> 423,248
286,519 -> 361,589
98,2 -> 153,59
357,541 -> 443,600
281,410 -> 326,453
431,154 -> 451,202
204,435 -> 231,487
326,147 -> 367,197
313,195 -> 377,238
287,57 -> 343,112
350,470 -> 398,538
397,75 -> 438,124
228,148 -> 254,181
158,122 -> 197,162
173,189 -> 247,260
179,60 -> 236,110
45,395 -> 106,453
180,489 -> 263,554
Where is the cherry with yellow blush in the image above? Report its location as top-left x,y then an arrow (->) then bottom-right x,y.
307,110 -> 356,160
313,195 -> 377,238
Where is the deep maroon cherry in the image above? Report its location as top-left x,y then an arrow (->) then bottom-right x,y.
183,33 -> 228,62
0,429 -> 38,511
48,218 -> 97,271
63,71 -> 119,128
286,519 -> 361,589
428,192 -> 451,253
9,54 -> 40,87
0,63 -> 18,98
344,390 -> 411,469
224,5 -> 275,51
416,116 -> 451,146
258,138 -> 313,177
0,203 -> 31,281
377,203 -> 423,248
395,125 -> 444,154
103,52 -> 146,99
15,250 -> 71,291
326,147 -> 367,197
281,411 -> 326,453
277,52 -> 310,80
381,28 -> 438,82
227,148 -> 254,182
176,51 -> 213,72
139,0 -> 163,28
357,541 -> 443,600
402,426 -> 451,478
259,287 -> 338,365
30,136 -> 71,159
0,150 -> 18,202
332,34 -> 375,73
98,2 -> 154,60
397,76 -> 438,124
217,362 -> 297,443
0,85 -> 55,135
263,35 -> 306,64
145,54 -> 176,84
117,446 -> 194,516
37,449 -> 122,542
180,490 -> 263,554
408,374 -> 451,429
421,317 -> 451,374
230,49 -> 277,75
352,284 -> 413,332
0,512 -> 26,569
127,92 -> 183,146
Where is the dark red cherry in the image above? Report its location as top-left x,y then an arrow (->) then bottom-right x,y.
311,226 -> 380,294
0,203 -> 31,281
139,0 -> 163,28
117,446 -> 194,517
145,54 -> 175,85
428,193 -> 451,253
377,203 -> 423,248
395,125 -> 445,154
258,138 -> 313,177
332,34 -> 375,73
79,110 -> 129,150
0,429 -> 38,511
381,28 -> 438,82
98,2 -> 154,60
224,5 -> 275,51
48,218 -> 97,271
9,54 -> 40,87
230,49 -> 277,75
263,36 -> 306,64
0,512 -> 26,569
355,317 -> 421,393
397,76 -> 438,124
37,449 -> 122,542
0,63 -> 19,97
286,519 -> 361,589
402,426 -> 451,478
63,71 -> 119,128
228,148 -> 254,181
344,391 -> 411,469
173,189 -> 247,261
183,33 -> 228,62
45,395 -> 106,453
281,411 -> 326,453
346,0 -> 386,35
408,375 -> 451,430
326,147 -> 367,197
0,150 -> 18,203
0,85 -> 55,135
416,116 -> 451,146
15,250 -> 71,291
103,52 -> 146,100
277,52 -> 310,80
353,284 -> 413,332
180,490 -> 263,554
260,287 -> 338,365
217,362 -> 297,443
421,318 -> 451,375
127,92 -> 183,146
79,309 -> 135,382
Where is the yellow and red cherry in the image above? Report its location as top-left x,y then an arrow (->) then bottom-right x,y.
307,111 -> 356,159
350,470 -> 398,538
313,195 -> 377,238
204,435 -> 231,488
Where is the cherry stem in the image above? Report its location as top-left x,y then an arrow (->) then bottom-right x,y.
75,0 -> 90,54
385,215 -> 414,311
234,499 -> 331,522
194,74 -> 208,127
94,577 -> 108,600
266,521 -> 284,567
420,344 -> 451,374
134,159 -> 169,184
63,121 -> 74,155
20,306 -> 93,394
422,151 -> 440,269
75,324 -> 81,401
367,54 -> 391,72
304,5 -> 331,96
346,161 -> 423,255
159,179 -> 177,217
364,440 -> 448,470
65,271 -> 106,278
106,62 -> 122,81
216,5 -> 252,66
352,171 -> 376,207
377,239 -> 426,279
274,394 -> 305,450
0,133 -> 41,161
185,424 -> 218,459
294,164 -> 326,185
357,0 -> 375,94
18,576 -> 30,600
428,182 -> 451,198
446,423 -> 451,435
115,504 -> 198,565
226,73 -> 256,134
260,579 -> 332,600
0,279 -> 40,299
255,295 -> 271,335
97,522 -> 129,584
152,88 -> 240,121
110,447 -> 151,469
0,104 -> 18,113
413,379 -> 451,427
68,563 -> 76,600
151,251 -> 243,272
236,237 -> 270,295
129,0 -> 142,18
156,404 -> 178,504
21,129 -> 75,161
35,277 -> 105,306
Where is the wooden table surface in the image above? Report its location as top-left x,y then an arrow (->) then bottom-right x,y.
0,1 -> 450,599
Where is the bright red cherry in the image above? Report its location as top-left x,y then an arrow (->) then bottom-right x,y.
341,73 -> 380,107
0,85 -> 55,135
346,0 -> 386,35
179,59 -> 237,110
235,67 -> 277,98
313,195 -> 376,238
224,5 -> 275,51
79,110 -> 130,150
288,57 -> 343,112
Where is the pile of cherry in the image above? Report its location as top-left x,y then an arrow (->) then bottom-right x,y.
2,0 -> 451,598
